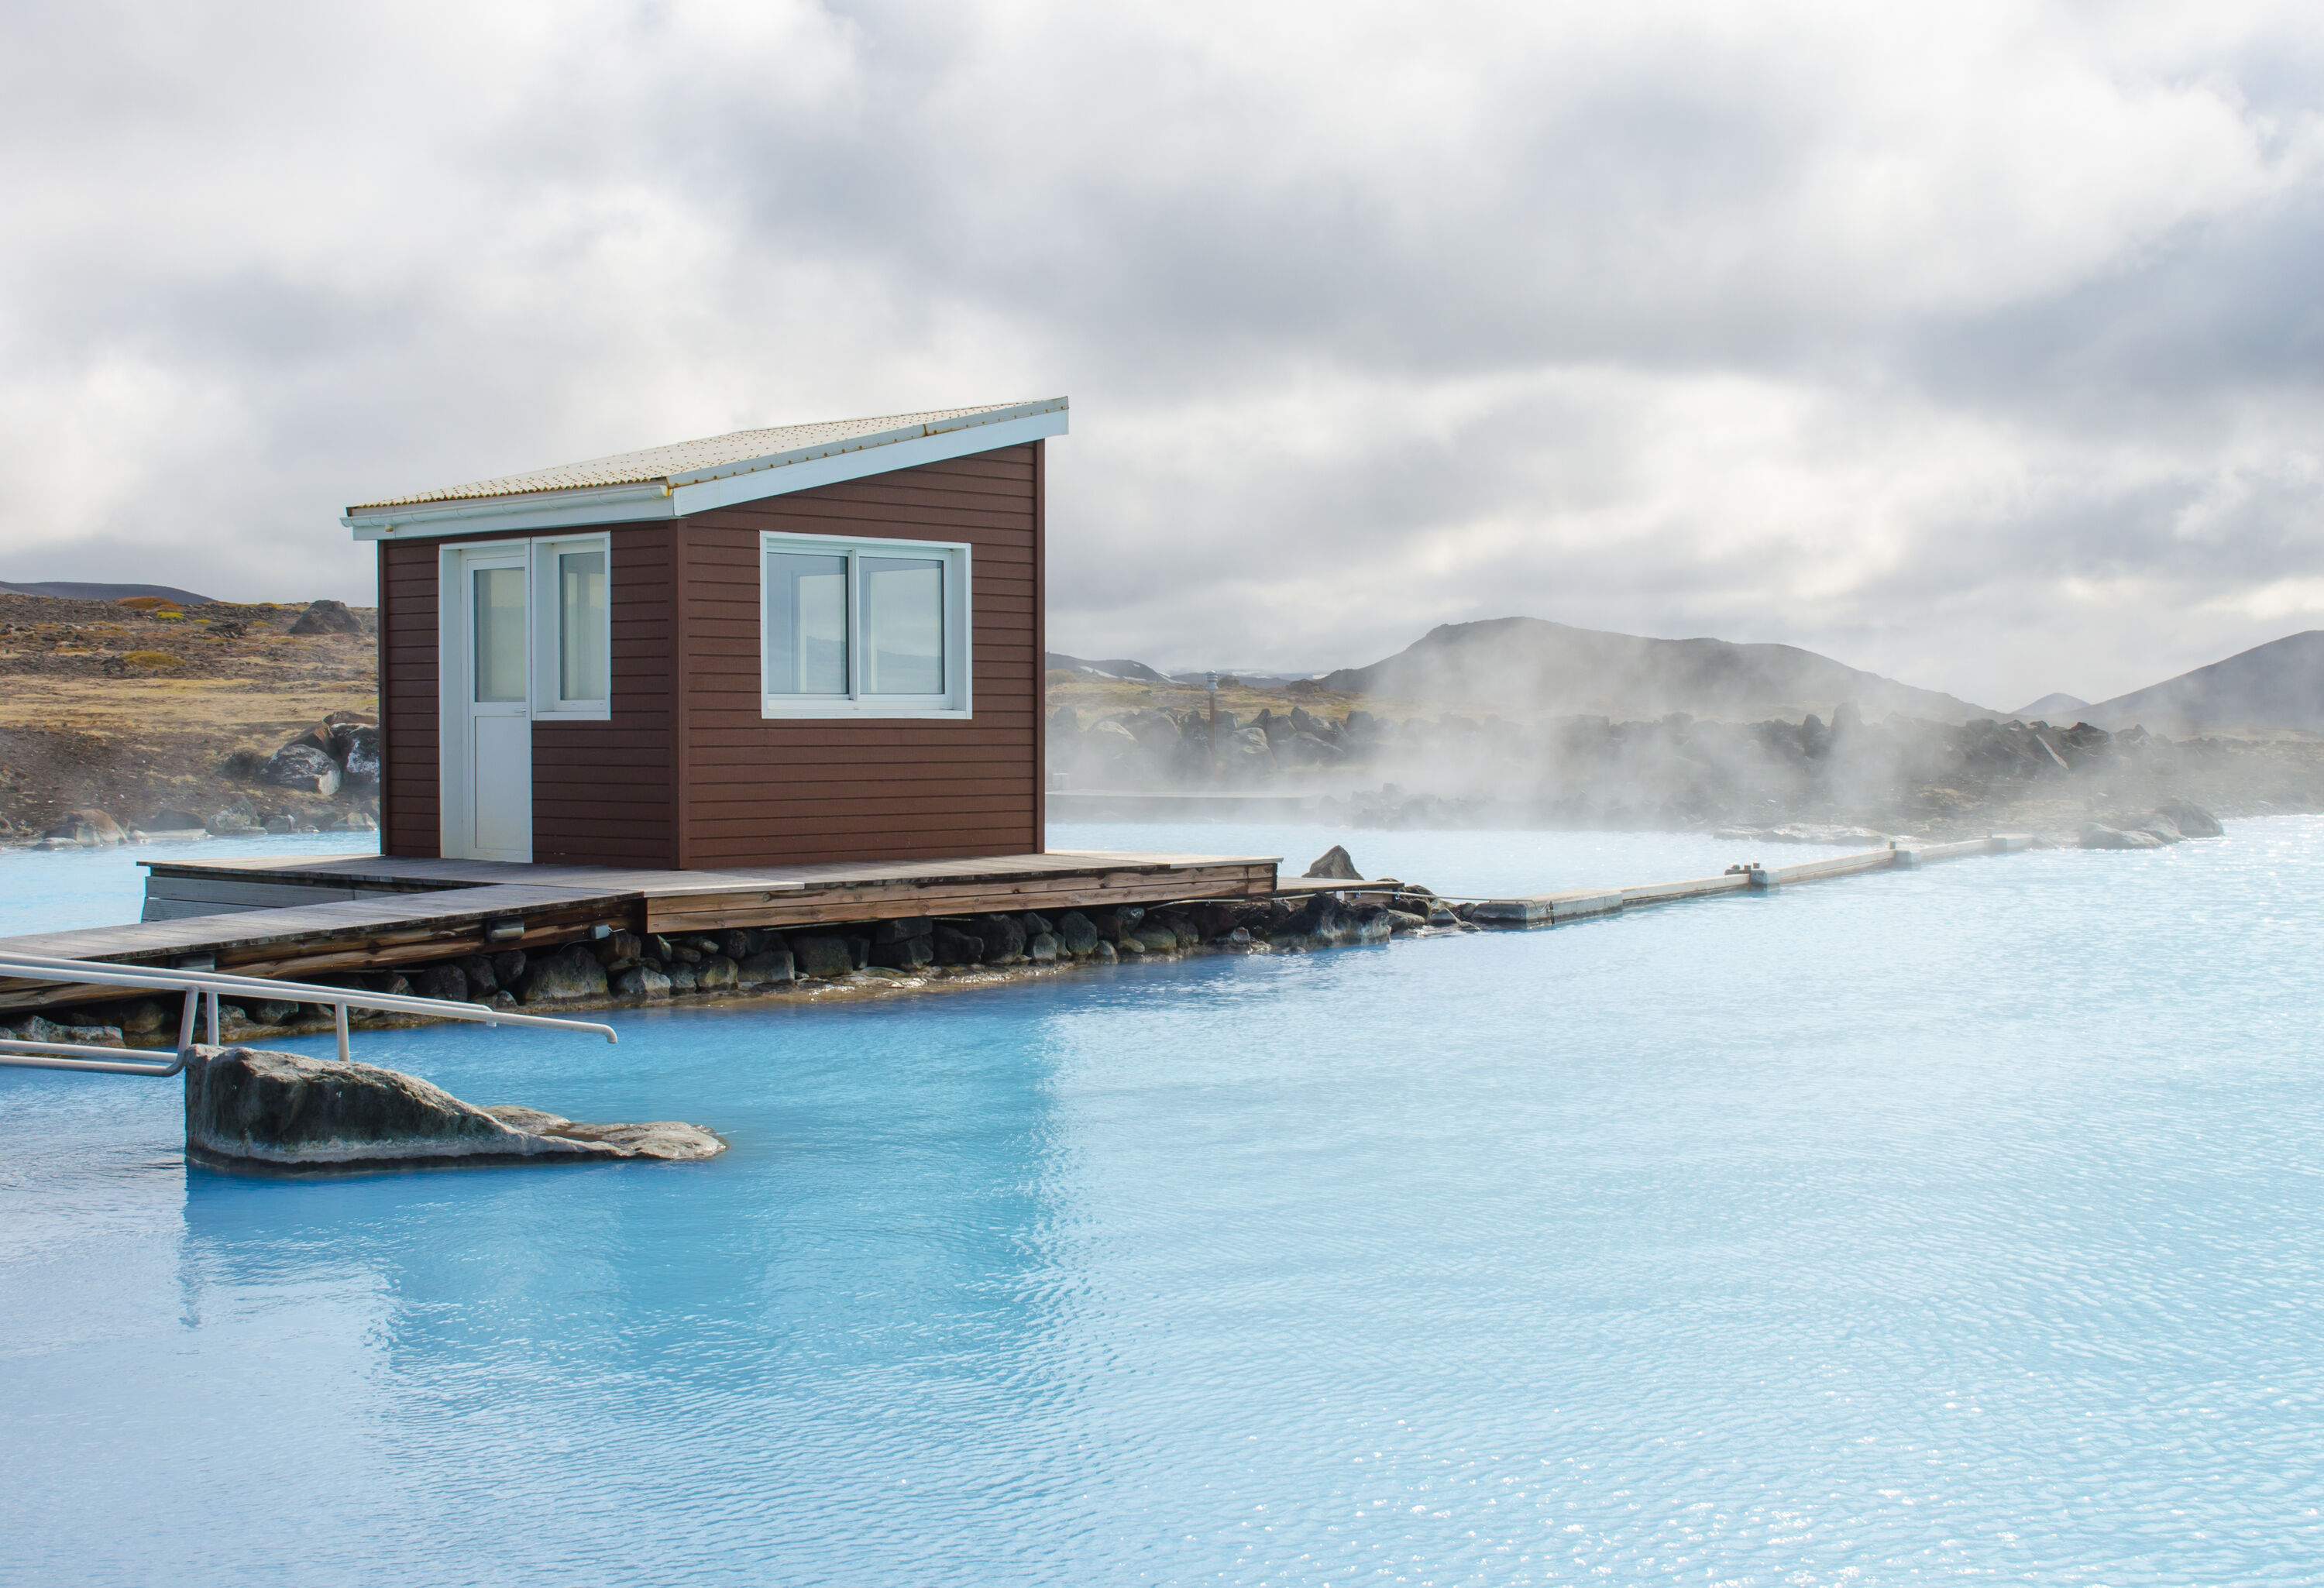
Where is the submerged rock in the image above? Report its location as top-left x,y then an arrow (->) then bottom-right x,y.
184,1047 -> 724,1169
2157,799 -> 2224,838
42,809 -> 125,847
2078,822 -> 2168,851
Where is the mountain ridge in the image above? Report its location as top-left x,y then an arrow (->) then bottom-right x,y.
2078,630 -> 2324,737
0,579 -> 217,604
2010,692 -> 2090,720
1317,616 -> 1996,724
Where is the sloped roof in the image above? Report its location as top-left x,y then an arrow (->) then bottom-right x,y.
346,399 -> 1065,514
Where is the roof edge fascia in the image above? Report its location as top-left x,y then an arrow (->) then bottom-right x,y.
342,399 -> 1068,542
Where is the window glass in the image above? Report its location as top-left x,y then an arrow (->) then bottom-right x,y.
558,548 -> 608,702
472,565 -> 527,703
765,552 -> 849,695
860,556 -> 945,696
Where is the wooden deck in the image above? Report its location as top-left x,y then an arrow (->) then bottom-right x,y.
0,850 -> 1279,1011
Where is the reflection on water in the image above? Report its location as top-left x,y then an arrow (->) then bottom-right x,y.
0,830 -> 380,937
2,822 -> 2322,1583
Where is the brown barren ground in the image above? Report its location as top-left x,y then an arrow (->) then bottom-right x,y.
0,593 -> 376,837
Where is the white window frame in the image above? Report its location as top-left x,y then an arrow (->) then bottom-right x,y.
531,531 -> 612,721
758,531 -> 972,719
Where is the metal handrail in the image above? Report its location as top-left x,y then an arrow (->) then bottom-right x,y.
0,951 -> 617,1076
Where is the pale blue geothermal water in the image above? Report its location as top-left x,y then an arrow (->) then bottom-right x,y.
2,820 -> 2321,1585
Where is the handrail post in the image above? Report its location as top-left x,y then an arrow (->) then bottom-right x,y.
0,952 -> 621,1067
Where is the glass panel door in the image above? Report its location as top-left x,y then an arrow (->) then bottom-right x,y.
473,565 -> 528,703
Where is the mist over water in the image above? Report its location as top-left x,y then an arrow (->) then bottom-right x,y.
3,820 -> 2321,1583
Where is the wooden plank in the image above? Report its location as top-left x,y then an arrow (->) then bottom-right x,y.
645,866 -> 1273,933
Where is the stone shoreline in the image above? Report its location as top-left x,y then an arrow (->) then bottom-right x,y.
4,887 -> 1470,1052
0,805 -> 2228,1050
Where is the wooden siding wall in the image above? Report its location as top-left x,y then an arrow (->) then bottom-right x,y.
378,539 -> 438,856
538,528 -> 679,866
674,443 -> 1044,868
378,528 -> 680,866
373,441 -> 1043,870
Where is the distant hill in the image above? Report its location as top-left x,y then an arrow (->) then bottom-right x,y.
2011,692 -> 2089,721
0,579 -> 217,605
1045,651 -> 1169,683
1317,617 -> 1995,724
2081,631 -> 2324,737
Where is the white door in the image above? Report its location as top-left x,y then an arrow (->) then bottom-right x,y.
449,546 -> 532,861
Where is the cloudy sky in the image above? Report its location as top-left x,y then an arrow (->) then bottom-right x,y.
4,1 -> 2320,709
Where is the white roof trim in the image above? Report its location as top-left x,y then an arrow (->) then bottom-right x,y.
343,400 -> 1066,541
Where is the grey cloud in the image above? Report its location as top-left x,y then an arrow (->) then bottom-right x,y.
2,0 -> 2321,711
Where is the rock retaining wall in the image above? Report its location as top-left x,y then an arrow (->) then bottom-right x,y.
5,889 -> 1469,1050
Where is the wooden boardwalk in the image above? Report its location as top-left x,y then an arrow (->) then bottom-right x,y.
0,849 -> 1278,1012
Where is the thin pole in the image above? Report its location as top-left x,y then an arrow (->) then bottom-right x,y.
335,1003 -> 351,1063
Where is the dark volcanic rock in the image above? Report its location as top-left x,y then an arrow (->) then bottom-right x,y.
1304,844 -> 1361,880
789,934 -> 854,978
1091,906 -> 1145,943
206,799 -> 262,835
2157,799 -> 2224,838
289,599 -> 363,636
2079,822 -> 2168,851
931,923 -> 985,966
411,963 -> 469,1004
737,947 -> 795,986
332,724 -> 383,787
592,930 -> 642,971
184,1047 -> 723,1168
869,933 -> 933,970
260,741 -> 342,796
517,944 -> 609,1002
1057,911 -> 1100,956
971,913 -> 1027,963
612,964 -> 672,999
42,808 -> 125,847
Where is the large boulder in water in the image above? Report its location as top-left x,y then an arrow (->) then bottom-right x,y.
184,1047 -> 724,1169
1305,844 -> 1362,880
2156,799 -> 2224,838
42,808 -> 125,847
2079,822 -> 2168,850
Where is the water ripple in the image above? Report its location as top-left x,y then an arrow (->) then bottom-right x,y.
2,820 -> 2322,1583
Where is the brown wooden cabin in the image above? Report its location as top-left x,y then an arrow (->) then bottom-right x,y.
345,400 -> 1067,870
